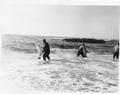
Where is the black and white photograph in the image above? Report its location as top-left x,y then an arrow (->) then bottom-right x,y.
0,0 -> 119,94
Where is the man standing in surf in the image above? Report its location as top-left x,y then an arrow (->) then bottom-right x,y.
77,43 -> 88,58
42,39 -> 50,61
113,43 -> 119,59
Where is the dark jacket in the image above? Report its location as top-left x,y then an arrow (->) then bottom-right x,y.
43,42 -> 50,53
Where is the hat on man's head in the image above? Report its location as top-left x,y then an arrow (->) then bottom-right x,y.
43,39 -> 46,43
82,43 -> 85,46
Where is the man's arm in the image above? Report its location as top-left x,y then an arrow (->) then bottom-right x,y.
84,47 -> 88,52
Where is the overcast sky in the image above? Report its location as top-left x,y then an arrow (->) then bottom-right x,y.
0,3 -> 119,39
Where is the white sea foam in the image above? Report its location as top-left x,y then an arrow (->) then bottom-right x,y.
0,48 -> 119,94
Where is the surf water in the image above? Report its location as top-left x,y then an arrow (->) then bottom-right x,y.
1,35 -> 119,93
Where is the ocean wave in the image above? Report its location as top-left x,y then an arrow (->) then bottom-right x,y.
2,35 -> 117,54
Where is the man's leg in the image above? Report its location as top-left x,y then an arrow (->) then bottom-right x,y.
47,55 -> 50,60
116,53 -> 119,59
113,53 -> 116,59
81,53 -> 85,58
77,51 -> 81,57
46,52 -> 50,60
43,53 -> 46,61
77,53 -> 80,57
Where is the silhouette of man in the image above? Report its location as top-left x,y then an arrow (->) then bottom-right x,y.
77,43 -> 88,58
42,39 -> 50,61
113,43 -> 119,59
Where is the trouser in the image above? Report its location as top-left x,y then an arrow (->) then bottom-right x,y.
113,52 -> 119,59
43,52 -> 50,61
77,52 -> 85,57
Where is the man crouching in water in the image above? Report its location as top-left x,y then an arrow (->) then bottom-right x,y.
42,39 -> 50,61
77,43 -> 88,58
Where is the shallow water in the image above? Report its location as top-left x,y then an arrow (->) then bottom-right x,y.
1,48 -> 119,93
1,35 -> 119,93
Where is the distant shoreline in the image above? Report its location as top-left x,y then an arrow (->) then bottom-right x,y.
2,34 -> 119,41
2,34 -> 119,54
